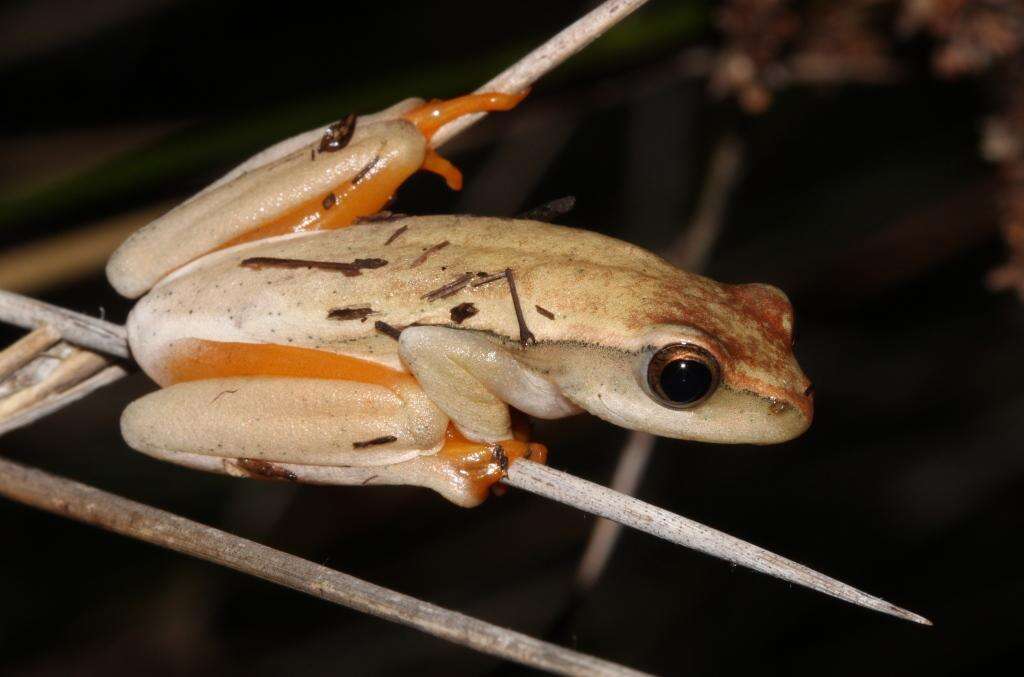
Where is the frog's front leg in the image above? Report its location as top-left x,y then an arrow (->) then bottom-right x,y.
398,326 -> 580,442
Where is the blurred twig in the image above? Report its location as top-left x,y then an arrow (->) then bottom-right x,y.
0,363 -> 126,437
0,204 -> 171,293
0,347 -> 107,418
0,325 -> 60,382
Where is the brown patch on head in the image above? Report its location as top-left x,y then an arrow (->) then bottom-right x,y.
727,283 -> 795,346
636,272 -> 810,419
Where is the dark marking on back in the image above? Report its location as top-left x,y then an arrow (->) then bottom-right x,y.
423,272 -> 474,301
353,435 -> 398,449
535,305 -> 555,320
472,271 -> 506,289
210,389 -> 239,404
384,224 -> 409,245
322,192 -> 337,210
411,241 -> 450,267
450,302 -> 478,324
374,320 -> 402,340
242,256 -> 387,277
318,114 -> 356,153
352,154 -> 381,185
328,306 -> 375,321
505,268 -> 536,347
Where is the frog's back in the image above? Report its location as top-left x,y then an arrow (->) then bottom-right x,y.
127,215 -> 714,380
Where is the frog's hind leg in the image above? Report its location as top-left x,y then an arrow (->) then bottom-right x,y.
120,374 -> 538,507
107,92 -> 529,300
120,375 -> 475,501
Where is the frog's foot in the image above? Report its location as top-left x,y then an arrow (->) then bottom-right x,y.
437,424 -> 547,504
402,91 -> 528,190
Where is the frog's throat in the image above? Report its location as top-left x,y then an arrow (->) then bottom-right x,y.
157,338 -> 545,503
215,91 -> 528,252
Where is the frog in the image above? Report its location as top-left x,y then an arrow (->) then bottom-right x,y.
107,93 -> 813,507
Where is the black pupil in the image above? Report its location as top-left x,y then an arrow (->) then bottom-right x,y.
659,359 -> 713,405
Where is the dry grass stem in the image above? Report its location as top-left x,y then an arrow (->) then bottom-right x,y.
0,324 -> 60,383
0,289 -> 128,359
505,460 -> 930,625
0,348 -> 109,418
0,364 -> 127,437
430,0 -> 652,147
0,456 -> 649,677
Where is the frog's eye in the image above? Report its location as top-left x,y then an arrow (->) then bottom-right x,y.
646,344 -> 720,409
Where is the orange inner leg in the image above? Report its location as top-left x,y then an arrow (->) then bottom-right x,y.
438,421 -> 547,503
215,91 -> 528,252
216,158 -> 407,251
160,339 -> 546,498
402,91 -> 528,139
402,91 -> 528,189
161,338 -> 413,388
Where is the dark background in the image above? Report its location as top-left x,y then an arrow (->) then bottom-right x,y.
1,1 -> 1021,675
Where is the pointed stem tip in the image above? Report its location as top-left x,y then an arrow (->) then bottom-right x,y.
504,460 -> 932,626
